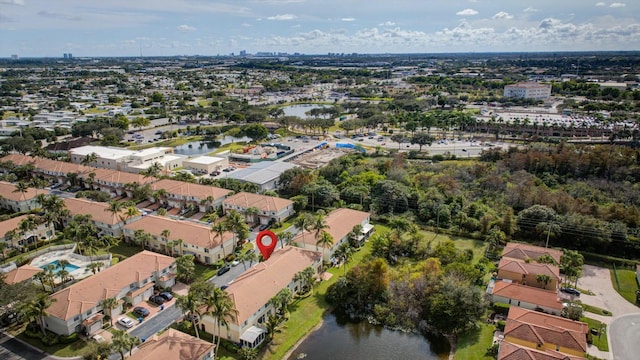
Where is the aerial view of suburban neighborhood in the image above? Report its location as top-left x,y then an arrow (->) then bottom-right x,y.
1,2 -> 640,360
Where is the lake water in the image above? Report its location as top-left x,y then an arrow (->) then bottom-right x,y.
281,104 -> 333,119
287,313 -> 447,360
173,136 -> 250,155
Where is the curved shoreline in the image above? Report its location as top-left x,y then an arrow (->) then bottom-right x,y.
280,318 -> 325,360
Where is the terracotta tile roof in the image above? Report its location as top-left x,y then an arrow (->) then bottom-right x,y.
0,154 -> 95,176
498,258 -> 560,280
2,264 -> 43,284
0,214 -> 30,238
508,307 -> 588,334
223,192 -> 293,212
47,251 -> 175,321
503,243 -> 563,264
92,169 -> 156,186
294,208 -> 370,247
492,281 -> 563,311
505,309 -> 588,353
0,181 -> 48,202
498,341 -> 585,360
123,215 -> 234,249
151,179 -> 231,201
63,197 -> 128,225
0,154 -> 41,167
225,246 -> 321,325
129,328 -> 215,360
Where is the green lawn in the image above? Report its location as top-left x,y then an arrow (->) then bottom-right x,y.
455,323 -> 497,360
423,231 -> 488,261
194,263 -> 218,281
108,242 -> 142,260
15,332 -> 89,357
580,303 -> 612,316
609,268 -> 639,305
581,317 -> 609,351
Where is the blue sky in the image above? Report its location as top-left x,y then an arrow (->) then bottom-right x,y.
1,0 -> 639,57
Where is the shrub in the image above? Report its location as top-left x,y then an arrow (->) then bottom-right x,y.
58,333 -> 78,344
493,303 -> 510,316
41,332 -> 59,346
24,328 -> 40,339
495,320 -> 506,332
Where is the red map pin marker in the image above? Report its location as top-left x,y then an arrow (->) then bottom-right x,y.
256,229 -> 278,260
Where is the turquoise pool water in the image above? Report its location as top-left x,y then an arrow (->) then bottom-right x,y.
40,260 -> 80,273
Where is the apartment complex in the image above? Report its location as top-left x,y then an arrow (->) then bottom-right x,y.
503,83 -> 551,100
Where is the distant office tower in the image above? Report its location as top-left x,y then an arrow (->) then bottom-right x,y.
239,50 -> 246,56
10,54 -> 19,60
503,82 -> 551,100
63,53 -> 73,59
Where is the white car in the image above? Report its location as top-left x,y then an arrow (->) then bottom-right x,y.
231,260 -> 240,267
91,334 -> 106,343
118,317 -> 134,328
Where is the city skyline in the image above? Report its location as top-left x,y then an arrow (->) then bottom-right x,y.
1,0 -> 639,57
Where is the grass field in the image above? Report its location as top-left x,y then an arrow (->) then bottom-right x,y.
455,322 -> 497,360
609,268 -> 639,305
581,317 -> 609,351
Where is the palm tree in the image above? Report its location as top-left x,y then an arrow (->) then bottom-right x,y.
4,229 -> 19,250
142,162 -> 163,178
57,269 -> 70,284
311,214 -> 329,242
111,329 -> 133,360
244,206 -> 260,225
293,214 -> 312,244
207,291 -> 238,359
315,230 -> 334,269
18,216 -> 38,249
277,231 -> 294,249
100,297 -> 119,326
151,189 -> 168,205
224,210 -> 249,248
33,272 -> 48,292
536,274 -> 552,290
87,261 -> 102,274
210,222 -> 227,258
22,293 -> 56,335
176,292 -> 203,339
560,249 -> 584,287
104,200 -> 126,224
294,267 -> 316,294
13,181 -> 29,201
161,229 -> 171,254
81,152 -> 98,165
333,242 -> 353,276
123,206 -> 140,224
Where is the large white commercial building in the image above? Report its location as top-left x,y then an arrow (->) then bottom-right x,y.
503,83 -> 551,100
69,145 -> 183,174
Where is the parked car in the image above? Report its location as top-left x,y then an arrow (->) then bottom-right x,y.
149,295 -> 165,305
217,264 -> 231,276
231,260 -> 240,267
133,306 -> 150,318
118,317 -> 134,328
561,287 -> 581,296
159,292 -> 173,301
258,224 -> 270,231
155,130 -> 163,135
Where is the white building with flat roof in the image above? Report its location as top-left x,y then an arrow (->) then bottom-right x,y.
69,145 -> 182,173
503,83 -> 551,100
182,155 -> 228,175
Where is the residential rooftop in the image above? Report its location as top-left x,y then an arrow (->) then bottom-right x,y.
128,328 -> 215,360
502,243 -> 563,264
492,280 -> 563,311
223,192 -> 293,213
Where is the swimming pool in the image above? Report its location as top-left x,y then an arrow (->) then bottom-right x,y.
40,260 -> 81,273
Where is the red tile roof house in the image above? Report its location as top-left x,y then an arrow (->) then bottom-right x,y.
498,341 -> 585,360
502,243 -> 563,265
222,192 -> 294,226
501,306 -> 588,358
44,251 -> 176,336
0,181 -> 48,213
292,208 -> 372,262
201,246 -> 322,349
0,154 -> 94,185
88,168 -> 157,197
0,214 -> 55,250
491,280 -> 563,316
63,197 -> 141,237
1,264 -> 43,285
128,328 -> 215,360
149,179 -> 232,213
123,215 -> 236,264
498,258 -> 561,291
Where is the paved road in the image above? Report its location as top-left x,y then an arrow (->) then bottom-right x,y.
610,313 -> 640,360
0,332 -> 49,360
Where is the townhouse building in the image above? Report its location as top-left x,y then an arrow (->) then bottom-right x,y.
222,192 -> 294,225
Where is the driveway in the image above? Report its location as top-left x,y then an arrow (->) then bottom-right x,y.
578,265 -> 640,360
577,265 -> 639,321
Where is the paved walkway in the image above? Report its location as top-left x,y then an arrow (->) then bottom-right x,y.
577,265 -> 640,360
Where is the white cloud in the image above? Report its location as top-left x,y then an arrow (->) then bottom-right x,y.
456,9 -> 478,16
267,14 -> 297,20
379,21 -> 396,26
595,2 -> 607,6
241,23 -> 251,27
37,11 -> 82,21
610,3 -> 626,7
524,7 -> 539,12
341,17 -> 355,22
492,12 -> 513,20
176,25 -> 196,32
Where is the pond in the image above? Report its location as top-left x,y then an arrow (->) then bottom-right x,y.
287,313 -> 447,360
281,104 -> 334,119
173,136 -> 250,156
